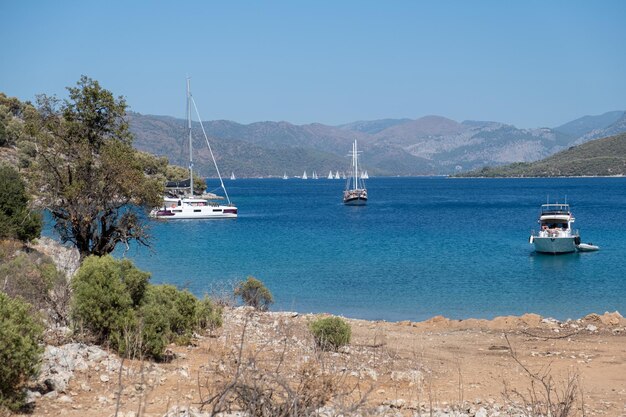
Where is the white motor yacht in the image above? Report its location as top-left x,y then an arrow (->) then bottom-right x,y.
529,203 -> 579,254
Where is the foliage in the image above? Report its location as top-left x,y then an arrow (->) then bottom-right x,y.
0,247 -> 69,326
71,255 -> 148,343
0,164 -> 42,242
71,256 -> 222,360
308,316 -> 351,351
234,276 -> 274,311
28,76 -> 163,258
0,292 -> 44,412
196,295 -> 223,332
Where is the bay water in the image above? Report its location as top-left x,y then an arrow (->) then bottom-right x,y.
118,177 -> 625,322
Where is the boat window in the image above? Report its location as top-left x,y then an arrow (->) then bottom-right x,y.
194,209 -> 201,212
213,209 -> 222,212
173,210 -> 182,213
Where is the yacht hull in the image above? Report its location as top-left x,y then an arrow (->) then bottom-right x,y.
343,196 -> 367,206
151,206 -> 237,219
532,237 -> 577,254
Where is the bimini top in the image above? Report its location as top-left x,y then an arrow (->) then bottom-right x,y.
540,203 -> 571,215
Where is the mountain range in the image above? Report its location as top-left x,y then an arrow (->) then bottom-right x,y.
455,132 -> 626,177
128,110 -> 626,177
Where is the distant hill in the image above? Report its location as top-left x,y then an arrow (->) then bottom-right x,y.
129,111 -> 626,177
554,110 -> 624,138
454,132 -> 626,177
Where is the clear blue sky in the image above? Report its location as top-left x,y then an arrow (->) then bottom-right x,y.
1,1 -> 625,128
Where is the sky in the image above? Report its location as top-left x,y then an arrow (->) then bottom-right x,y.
1,1 -> 625,128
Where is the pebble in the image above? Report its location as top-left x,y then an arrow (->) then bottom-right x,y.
99,374 -> 110,382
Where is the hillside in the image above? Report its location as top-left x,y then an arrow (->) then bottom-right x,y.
455,132 -> 626,177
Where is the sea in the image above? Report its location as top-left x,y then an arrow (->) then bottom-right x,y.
112,177 -> 626,322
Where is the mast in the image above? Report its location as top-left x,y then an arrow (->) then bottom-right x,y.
187,77 -> 194,196
354,140 -> 358,190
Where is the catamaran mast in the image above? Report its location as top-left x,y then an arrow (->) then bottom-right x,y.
354,140 -> 358,190
187,77 -> 194,196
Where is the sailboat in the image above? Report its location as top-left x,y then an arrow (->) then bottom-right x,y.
327,171 -> 333,179
283,172 -> 288,180
343,140 -> 367,205
150,78 -> 237,219
302,171 -> 308,180
361,171 -> 369,179
230,172 -> 236,180
312,171 -> 318,179
334,171 -> 341,179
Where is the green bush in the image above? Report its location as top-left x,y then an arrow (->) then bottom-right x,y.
0,293 -> 44,411
234,276 -> 274,311
71,256 -> 223,360
0,164 -> 42,242
71,255 -> 149,343
196,295 -> 223,332
309,317 -> 351,351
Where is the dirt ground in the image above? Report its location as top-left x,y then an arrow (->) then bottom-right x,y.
24,309 -> 626,417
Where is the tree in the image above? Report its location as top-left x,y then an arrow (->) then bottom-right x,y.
0,164 -> 42,242
30,76 -> 163,258
234,276 -> 274,311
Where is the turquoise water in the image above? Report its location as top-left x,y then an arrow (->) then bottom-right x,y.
116,177 -> 625,321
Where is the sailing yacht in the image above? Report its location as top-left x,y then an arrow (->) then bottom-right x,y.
327,171 -> 333,179
302,171 -> 308,180
230,172 -> 236,180
312,171 -> 318,179
343,140 -> 367,205
150,78 -> 237,219
283,172 -> 288,180
361,171 -> 369,179
335,171 -> 341,179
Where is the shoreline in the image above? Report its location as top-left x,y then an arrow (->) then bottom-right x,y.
27,308 -> 626,417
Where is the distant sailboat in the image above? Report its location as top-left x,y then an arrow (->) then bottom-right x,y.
343,140 -> 367,205
335,171 -> 341,179
283,172 -> 288,180
327,171 -> 333,179
302,171 -> 308,180
230,172 -> 236,180
361,171 -> 369,179
312,171 -> 318,179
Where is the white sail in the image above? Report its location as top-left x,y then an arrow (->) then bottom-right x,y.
302,171 -> 308,180
335,171 -> 340,179
343,140 -> 367,205
283,172 -> 288,180
230,172 -> 236,180
150,78 -> 237,219
328,171 -> 333,179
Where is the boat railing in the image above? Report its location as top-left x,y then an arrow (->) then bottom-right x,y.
540,204 -> 570,215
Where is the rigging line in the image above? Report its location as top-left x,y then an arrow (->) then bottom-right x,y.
190,96 -> 232,205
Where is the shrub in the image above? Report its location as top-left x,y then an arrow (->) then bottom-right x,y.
196,295 -> 223,333
71,255 -> 149,343
0,293 -> 44,411
143,285 -> 197,336
234,276 -> 274,311
309,317 -> 351,351
0,164 -> 42,242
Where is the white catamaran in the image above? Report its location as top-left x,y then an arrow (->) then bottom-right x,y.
150,78 -> 237,220
343,140 -> 367,205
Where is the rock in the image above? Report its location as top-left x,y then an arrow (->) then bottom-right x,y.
80,383 -> 91,392
100,374 -> 110,383
43,390 -> 59,400
475,407 -> 488,417
390,370 -> 422,385
586,324 -> 598,332
600,311 -> 623,326
25,390 -> 42,404
57,395 -> 73,403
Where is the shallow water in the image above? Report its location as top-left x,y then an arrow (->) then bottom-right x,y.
114,177 -> 625,321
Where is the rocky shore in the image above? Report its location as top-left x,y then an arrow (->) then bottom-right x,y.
18,307 -> 626,417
